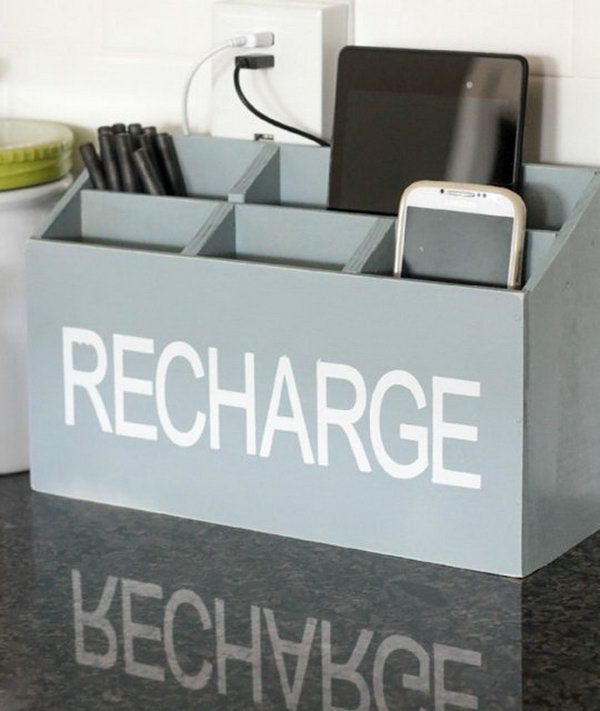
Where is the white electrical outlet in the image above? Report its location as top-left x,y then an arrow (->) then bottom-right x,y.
210,0 -> 350,145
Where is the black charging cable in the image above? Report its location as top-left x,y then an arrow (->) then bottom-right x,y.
233,55 -> 330,147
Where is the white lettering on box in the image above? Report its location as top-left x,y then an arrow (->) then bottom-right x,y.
63,327 -> 112,432
114,334 -> 157,441
370,370 -> 429,479
209,348 -> 257,455
60,329 -> 484,489
260,356 -> 315,464
317,361 -> 371,472
432,377 -> 482,490
156,341 -> 206,447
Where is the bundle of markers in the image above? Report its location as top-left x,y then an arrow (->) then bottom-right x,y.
78,123 -> 187,197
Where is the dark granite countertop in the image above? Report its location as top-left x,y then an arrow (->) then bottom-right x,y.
0,473 -> 598,710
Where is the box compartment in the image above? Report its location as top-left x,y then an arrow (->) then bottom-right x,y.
187,202 -> 395,272
174,135 -> 270,201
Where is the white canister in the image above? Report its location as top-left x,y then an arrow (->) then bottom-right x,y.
0,120 -> 74,474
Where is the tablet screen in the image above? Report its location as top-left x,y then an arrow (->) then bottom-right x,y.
328,48 -> 528,215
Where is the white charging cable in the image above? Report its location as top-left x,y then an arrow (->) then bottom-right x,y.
182,32 -> 275,136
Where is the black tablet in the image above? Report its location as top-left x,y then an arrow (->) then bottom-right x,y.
328,46 -> 528,215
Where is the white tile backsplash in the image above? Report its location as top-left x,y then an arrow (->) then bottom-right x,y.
102,0 -> 187,56
4,48 -> 199,130
533,76 -> 600,166
354,0 -> 573,77
181,0 -> 213,59
2,0 -> 600,166
573,0 -> 600,78
0,0 -> 102,49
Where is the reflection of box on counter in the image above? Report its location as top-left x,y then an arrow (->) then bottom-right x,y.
31,490 -> 523,709
27,135 -> 600,576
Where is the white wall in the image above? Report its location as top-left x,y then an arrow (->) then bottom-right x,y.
1,0 -> 599,167
354,0 -> 600,167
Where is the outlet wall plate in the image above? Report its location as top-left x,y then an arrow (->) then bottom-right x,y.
210,0 -> 349,145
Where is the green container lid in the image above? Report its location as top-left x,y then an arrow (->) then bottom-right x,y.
0,119 -> 74,191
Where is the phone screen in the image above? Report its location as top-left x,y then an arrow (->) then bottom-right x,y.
401,207 -> 514,287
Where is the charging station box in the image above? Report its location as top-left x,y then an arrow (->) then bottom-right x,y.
27,136 -> 600,577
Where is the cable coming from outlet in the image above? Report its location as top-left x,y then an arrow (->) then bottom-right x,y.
181,33 -> 275,136
233,54 -> 330,147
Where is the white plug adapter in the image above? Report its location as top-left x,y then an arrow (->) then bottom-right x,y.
211,0 -> 349,145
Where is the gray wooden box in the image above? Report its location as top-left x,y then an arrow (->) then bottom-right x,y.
26,136 -> 600,576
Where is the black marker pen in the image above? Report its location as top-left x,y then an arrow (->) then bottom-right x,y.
133,148 -> 167,196
99,133 -> 122,191
140,127 -> 168,188
156,133 -> 187,197
79,143 -> 108,190
128,123 -> 143,150
114,132 -> 141,193
139,133 -> 162,176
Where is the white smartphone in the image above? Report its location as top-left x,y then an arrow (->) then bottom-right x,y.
393,181 -> 526,289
